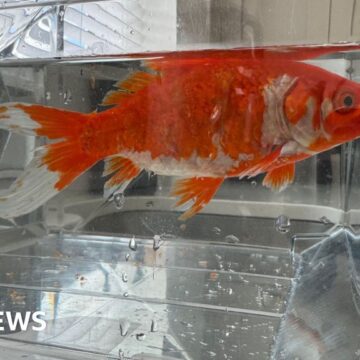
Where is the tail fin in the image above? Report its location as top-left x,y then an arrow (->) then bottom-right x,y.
0,103 -> 97,219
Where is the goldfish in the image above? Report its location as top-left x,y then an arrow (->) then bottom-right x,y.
0,44 -> 360,220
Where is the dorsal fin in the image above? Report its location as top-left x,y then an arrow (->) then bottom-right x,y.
101,71 -> 159,106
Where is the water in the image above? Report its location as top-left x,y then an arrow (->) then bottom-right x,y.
0,47 -> 359,360
0,48 -> 354,227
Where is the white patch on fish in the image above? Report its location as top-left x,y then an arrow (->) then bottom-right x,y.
0,103 -> 39,136
320,98 -> 333,140
121,133 -> 253,177
261,75 -> 297,147
280,140 -> 316,157
0,147 -> 60,218
290,97 -> 318,147
262,75 -> 322,157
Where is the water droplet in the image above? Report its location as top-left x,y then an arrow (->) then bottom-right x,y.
153,235 -> 161,250
119,320 -> 130,336
113,192 -> 125,209
122,272 -> 128,283
45,91 -> 51,101
123,292 -> 129,298
130,29 -> 134,35
225,234 -> 239,243
118,349 -> 125,360
136,333 -> 145,341
91,41 -> 105,54
150,319 -> 158,332
320,216 -> 331,224
63,90 -> 72,105
129,237 -> 137,251
125,253 -> 130,261
275,215 -> 291,234
212,227 -> 221,235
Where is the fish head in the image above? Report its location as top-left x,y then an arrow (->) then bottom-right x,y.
307,74 -> 360,152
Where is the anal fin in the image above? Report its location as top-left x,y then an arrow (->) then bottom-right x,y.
103,156 -> 141,190
262,163 -> 295,192
171,177 -> 224,221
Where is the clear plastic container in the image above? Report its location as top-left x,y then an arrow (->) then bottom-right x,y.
0,1 -> 360,359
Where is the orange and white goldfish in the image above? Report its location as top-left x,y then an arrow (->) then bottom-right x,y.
1,44 -> 360,220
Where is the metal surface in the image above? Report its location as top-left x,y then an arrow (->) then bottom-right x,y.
0,217 -> 294,359
0,215 -> 357,359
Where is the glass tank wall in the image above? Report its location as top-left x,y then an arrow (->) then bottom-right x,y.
0,1 -> 359,359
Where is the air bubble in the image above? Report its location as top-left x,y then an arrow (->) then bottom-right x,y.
119,320 -> 130,336
125,253 -> 130,261
63,90 -> 72,105
136,333 -> 146,341
150,319 -> 158,332
118,349 -> 125,360
251,180 -> 257,187
45,91 -> 51,101
153,235 -> 161,250
225,234 -> 239,243
122,272 -> 128,283
129,236 -> 137,251
212,227 -> 221,235
123,292 -> 129,298
275,215 -> 291,234
320,216 -> 331,224
114,192 -> 125,209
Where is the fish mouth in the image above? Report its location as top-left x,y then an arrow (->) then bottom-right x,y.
308,107 -> 360,152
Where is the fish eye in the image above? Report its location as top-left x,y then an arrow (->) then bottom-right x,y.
334,90 -> 356,113
343,94 -> 354,107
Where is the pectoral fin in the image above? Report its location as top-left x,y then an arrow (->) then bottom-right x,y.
103,156 -> 141,190
171,177 -> 224,221
262,163 -> 295,192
